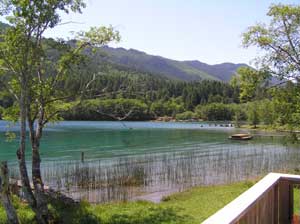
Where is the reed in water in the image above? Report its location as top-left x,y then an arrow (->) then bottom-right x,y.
9,142 -> 300,203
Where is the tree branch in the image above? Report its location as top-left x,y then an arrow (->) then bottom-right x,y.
96,109 -> 134,121
57,21 -> 85,26
42,110 -> 63,126
282,18 -> 300,61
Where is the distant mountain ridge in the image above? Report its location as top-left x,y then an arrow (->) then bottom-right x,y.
0,21 -> 247,82
183,60 -> 247,82
99,46 -> 248,82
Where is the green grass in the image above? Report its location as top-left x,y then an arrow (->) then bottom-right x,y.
2,180 -> 299,223
0,181 -> 255,224
160,181 -> 255,223
241,123 -> 300,133
48,181 -> 253,224
0,196 -> 36,224
294,187 -> 300,214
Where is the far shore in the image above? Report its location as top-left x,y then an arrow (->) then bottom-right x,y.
2,118 -> 300,134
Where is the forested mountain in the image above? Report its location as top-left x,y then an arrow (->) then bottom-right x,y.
183,61 -> 247,82
61,70 -> 240,121
98,46 -> 247,82
0,21 -> 246,82
0,21 -> 242,121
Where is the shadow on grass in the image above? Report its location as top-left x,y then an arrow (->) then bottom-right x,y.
106,206 -> 188,224
49,198 -> 190,224
48,199 -> 99,224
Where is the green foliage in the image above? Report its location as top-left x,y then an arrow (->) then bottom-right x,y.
270,82 -> 300,128
93,98 -> 149,120
1,103 -> 19,122
0,59 -> 241,122
242,4 -> 300,80
150,98 -> 184,117
65,98 -> 152,121
175,111 -> 197,121
239,3 -> 300,130
196,103 -> 234,121
0,0 -> 121,125
246,102 -> 260,128
0,1 -> 121,222
234,67 -> 269,102
4,131 -> 16,142
15,70 -> 238,121
76,26 -> 121,48
0,92 -> 13,109
257,99 -> 276,126
0,196 -> 36,224
231,104 -> 247,128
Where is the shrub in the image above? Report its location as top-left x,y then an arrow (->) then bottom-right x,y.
196,103 -> 234,121
175,111 -> 197,120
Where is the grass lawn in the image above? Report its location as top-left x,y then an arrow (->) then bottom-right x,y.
0,181 -> 255,224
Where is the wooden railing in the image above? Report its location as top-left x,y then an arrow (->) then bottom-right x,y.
202,173 -> 300,224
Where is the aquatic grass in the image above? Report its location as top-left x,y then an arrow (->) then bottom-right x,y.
8,142 -> 300,203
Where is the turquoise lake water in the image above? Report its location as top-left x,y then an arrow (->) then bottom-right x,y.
1,120 -> 299,202
0,121 -> 292,161
0,120 -> 290,162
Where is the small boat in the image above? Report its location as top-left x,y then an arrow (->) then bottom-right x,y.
229,133 -> 253,140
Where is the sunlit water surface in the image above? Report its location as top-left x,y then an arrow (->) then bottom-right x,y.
0,120 -> 299,202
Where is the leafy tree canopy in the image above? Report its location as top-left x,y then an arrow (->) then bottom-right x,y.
243,4 -> 300,81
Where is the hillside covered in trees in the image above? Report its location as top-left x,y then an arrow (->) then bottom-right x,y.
0,17 -> 299,129
99,46 -> 247,81
0,61 -> 240,121
0,21 -> 242,121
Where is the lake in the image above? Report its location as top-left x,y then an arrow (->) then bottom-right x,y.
0,120 -> 299,202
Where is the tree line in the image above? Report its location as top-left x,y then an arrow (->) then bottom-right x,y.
1,66 -> 240,121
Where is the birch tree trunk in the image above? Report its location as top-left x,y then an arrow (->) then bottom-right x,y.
16,75 -> 40,221
17,75 -> 36,206
28,111 -> 49,224
0,161 -> 19,224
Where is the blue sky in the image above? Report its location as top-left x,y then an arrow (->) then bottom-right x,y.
4,0 -> 300,64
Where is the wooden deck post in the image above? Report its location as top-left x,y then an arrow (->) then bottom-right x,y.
277,179 -> 292,224
289,184 -> 294,221
278,180 -> 289,223
274,183 -> 279,224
